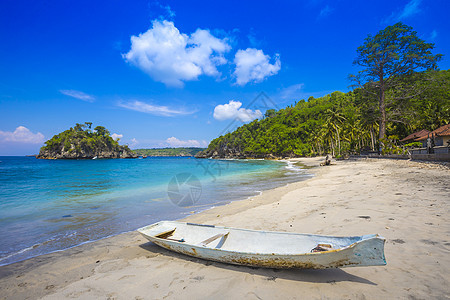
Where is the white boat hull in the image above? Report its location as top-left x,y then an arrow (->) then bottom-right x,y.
137,221 -> 386,269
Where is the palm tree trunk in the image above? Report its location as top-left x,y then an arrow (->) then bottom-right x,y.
335,124 -> 341,156
370,125 -> 375,151
329,137 -> 335,157
379,85 -> 386,151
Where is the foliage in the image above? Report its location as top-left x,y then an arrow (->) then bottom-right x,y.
379,136 -> 407,155
133,148 -> 205,156
200,70 -> 449,158
350,22 -> 442,142
404,142 -> 422,148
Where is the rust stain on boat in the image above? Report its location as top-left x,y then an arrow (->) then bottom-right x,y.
227,256 -> 359,269
155,241 -> 360,269
228,256 -> 320,269
160,242 -> 199,258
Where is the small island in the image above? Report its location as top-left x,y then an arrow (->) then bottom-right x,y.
37,122 -> 137,159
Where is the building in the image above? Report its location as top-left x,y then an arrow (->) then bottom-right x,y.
400,129 -> 430,144
416,124 -> 450,147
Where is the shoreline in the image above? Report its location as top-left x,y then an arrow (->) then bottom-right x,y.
1,157 -> 449,299
0,159 -> 307,267
0,157 -> 321,268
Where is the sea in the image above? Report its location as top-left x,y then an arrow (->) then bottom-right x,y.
0,156 -> 311,266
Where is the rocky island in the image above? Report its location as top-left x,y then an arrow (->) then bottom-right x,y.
37,122 -> 137,159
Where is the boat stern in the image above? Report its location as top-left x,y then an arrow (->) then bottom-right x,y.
349,234 -> 386,267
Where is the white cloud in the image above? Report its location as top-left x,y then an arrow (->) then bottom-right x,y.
149,2 -> 176,20
430,30 -> 438,41
213,100 -> 263,122
117,100 -> 195,117
399,0 -> 421,19
111,133 -> 123,141
279,83 -> 305,100
382,0 -> 421,24
160,4 -> 175,19
233,48 -> 281,86
318,5 -> 333,19
247,28 -> 263,48
166,137 -> 207,147
60,90 -> 95,102
123,20 -> 231,87
0,126 -> 45,144
129,138 -> 139,148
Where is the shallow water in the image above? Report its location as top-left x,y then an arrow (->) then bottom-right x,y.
0,156 -> 311,266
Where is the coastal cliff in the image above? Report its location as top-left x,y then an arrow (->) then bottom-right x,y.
37,122 -> 137,159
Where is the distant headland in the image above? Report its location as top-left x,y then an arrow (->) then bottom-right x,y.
133,147 -> 204,157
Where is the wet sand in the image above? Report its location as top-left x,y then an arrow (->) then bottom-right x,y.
0,157 -> 449,299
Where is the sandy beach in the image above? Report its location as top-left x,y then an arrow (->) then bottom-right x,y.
1,157 -> 449,299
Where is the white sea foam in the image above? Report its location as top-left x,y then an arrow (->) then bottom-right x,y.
282,160 -> 304,173
0,245 -> 36,264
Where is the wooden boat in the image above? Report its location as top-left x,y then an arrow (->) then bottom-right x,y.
137,221 -> 386,269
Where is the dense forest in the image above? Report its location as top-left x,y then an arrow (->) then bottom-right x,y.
133,147 -> 205,156
197,69 -> 449,159
38,122 -> 137,159
197,23 -> 448,159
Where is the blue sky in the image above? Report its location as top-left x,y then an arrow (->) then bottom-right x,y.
1,0 -> 449,155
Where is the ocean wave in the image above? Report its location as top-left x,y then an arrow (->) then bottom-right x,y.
282,160 -> 304,173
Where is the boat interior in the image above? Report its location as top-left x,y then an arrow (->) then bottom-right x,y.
139,221 -> 372,255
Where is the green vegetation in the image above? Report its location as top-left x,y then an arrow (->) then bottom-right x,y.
199,69 -> 449,158
38,122 -> 136,159
404,142 -> 423,148
198,23 -> 448,159
133,147 -> 205,157
350,22 -> 442,142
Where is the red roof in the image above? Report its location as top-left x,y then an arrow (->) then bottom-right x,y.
416,124 -> 450,141
435,124 -> 450,136
400,129 -> 430,142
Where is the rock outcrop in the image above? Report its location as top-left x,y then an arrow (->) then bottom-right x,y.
194,146 -> 283,159
37,145 -> 137,159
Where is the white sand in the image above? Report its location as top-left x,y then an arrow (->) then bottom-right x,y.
0,158 -> 449,299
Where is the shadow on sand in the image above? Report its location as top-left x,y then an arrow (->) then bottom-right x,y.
139,242 -> 377,286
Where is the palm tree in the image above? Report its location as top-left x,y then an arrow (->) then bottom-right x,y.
324,108 -> 346,156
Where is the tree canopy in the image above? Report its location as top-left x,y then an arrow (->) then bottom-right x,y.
351,23 -> 443,147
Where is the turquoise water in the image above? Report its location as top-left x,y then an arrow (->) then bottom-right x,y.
0,156 -> 310,266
